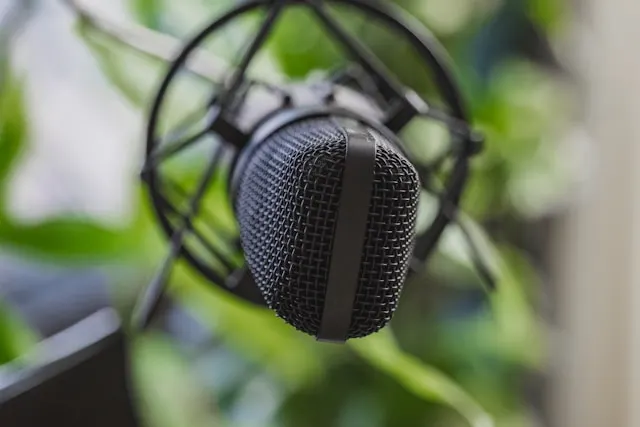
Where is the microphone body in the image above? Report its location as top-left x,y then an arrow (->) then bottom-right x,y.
233,109 -> 420,341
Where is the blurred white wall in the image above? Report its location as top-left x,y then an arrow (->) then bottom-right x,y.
552,1 -> 640,426
6,0 -> 139,227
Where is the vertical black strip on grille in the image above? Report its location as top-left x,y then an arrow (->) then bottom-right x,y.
317,126 -> 376,343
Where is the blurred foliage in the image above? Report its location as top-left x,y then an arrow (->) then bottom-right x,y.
130,0 -> 163,30
469,60 -> 572,219
0,69 -> 151,260
0,72 -> 24,211
526,0 -> 567,34
132,332 -> 221,427
0,0 -> 574,426
351,330 -> 494,427
0,301 -> 38,365
177,262 -> 327,391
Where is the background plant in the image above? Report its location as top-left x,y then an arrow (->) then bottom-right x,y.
0,1 -> 573,426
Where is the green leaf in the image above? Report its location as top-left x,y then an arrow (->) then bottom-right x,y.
350,329 -> 494,427
75,19 -> 161,108
436,205 -> 544,367
269,7 -> 343,78
0,72 -> 27,215
130,0 -> 164,30
76,18 -> 212,133
526,0 -> 567,34
0,68 -> 153,260
131,333 -> 221,427
0,303 -> 38,365
174,263 -> 326,391
487,247 -> 545,367
468,60 -> 573,219
0,214 -> 152,261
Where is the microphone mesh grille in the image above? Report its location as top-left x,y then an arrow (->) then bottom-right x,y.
236,118 -> 420,338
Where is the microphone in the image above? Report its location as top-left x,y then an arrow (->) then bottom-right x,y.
234,117 -> 420,341
136,0 -> 490,343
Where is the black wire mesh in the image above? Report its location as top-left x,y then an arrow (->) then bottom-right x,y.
236,117 -> 420,338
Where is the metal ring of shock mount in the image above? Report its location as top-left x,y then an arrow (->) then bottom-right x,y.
142,0 -> 481,307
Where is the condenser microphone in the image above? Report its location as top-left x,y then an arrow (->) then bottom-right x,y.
233,116 -> 420,341
137,0 -> 489,343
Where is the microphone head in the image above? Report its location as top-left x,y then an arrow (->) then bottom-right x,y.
235,117 -> 420,340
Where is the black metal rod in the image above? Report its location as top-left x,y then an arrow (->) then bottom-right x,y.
420,106 -> 483,145
343,64 -> 389,109
155,191 -> 238,273
218,0 -> 287,109
132,145 -> 225,332
154,190 -> 236,282
306,0 -> 405,101
163,107 -> 212,143
144,126 -> 212,172
162,178 -> 238,243
457,219 -> 497,291
439,199 -> 497,291
130,224 -> 187,332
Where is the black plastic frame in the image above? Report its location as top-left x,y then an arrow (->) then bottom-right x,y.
0,310 -> 139,427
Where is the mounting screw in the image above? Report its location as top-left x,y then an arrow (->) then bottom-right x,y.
466,130 -> 485,156
323,90 -> 336,103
